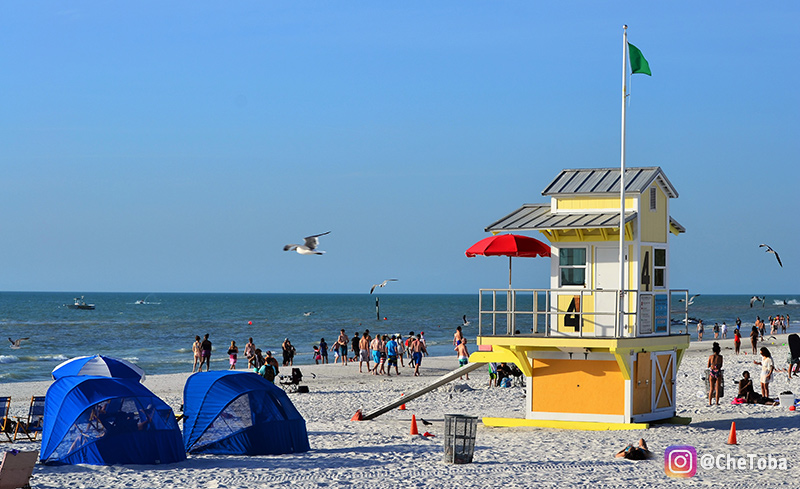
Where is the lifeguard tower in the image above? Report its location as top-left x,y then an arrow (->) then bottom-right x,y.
469,166 -> 691,429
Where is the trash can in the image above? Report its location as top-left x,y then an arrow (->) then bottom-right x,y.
702,369 -> 724,398
443,414 -> 477,464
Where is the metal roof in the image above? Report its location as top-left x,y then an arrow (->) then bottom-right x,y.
669,216 -> 685,234
485,204 -> 637,233
541,167 -> 679,198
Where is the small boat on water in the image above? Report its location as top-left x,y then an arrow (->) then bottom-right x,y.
67,296 -> 95,310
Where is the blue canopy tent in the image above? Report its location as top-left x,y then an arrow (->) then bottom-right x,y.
183,371 -> 310,455
40,376 -> 186,466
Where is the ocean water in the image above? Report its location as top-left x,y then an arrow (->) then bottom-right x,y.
0,292 -> 797,383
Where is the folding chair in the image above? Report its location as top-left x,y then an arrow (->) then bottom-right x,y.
279,368 -> 303,393
13,397 -> 45,442
0,398 -> 12,443
0,449 -> 38,489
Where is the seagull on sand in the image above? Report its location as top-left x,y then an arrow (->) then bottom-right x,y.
284,231 -> 330,255
759,244 -> 783,267
8,337 -> 29,349
678,294 -> 701,306
750,296 -> 765,308
419,418 -> 433,426
370,279 -> 398,294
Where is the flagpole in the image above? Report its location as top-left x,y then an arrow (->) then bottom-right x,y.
618,25 -> 628,336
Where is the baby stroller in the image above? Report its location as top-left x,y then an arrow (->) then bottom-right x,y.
279,368 -> 306,393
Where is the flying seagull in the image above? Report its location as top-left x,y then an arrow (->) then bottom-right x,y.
284,231 -> 330,255
8,337 -> 29,349
462,315 -> 471,326
678,294 -> 701,306
750,296 -> 765,308
370,279 -> 398,294
759,244 -> 783,267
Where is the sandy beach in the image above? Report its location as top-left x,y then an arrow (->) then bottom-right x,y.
4,335 -> 800,488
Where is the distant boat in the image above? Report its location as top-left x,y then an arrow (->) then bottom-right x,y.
67,296 -> 95,310
671,317 -> 701,326
134,299 -> 146,305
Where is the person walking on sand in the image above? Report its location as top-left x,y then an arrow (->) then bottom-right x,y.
754,347 -> 775,399
707,342 -> 723,406
245,337 -> 256,368
359,332 -> 371,373
228,340 -> 238,370
455,338 -> 470,380
351,332 -> 361,363
192,335 -> 202,373
200,333 -> 212,372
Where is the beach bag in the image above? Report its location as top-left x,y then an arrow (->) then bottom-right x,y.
259,364 -> 276,382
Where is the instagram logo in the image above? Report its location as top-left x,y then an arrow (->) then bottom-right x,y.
665,445 -> 697,478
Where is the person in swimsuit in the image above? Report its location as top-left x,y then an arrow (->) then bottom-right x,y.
358,333 -> 370,373
337,330 -> 349,366
245,338 -> 256,368
615,439 -> 652,460
455,338 -> 470,380
707,342 -> 723,405
697,320 -> 704,341
228,340 -> 238,370
411,334 -> 425,377
192,335 -> 202,373
733,328 -> 741,355
200,334 -> 212,372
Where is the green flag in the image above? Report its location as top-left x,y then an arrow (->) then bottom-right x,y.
628,42 -> 651,76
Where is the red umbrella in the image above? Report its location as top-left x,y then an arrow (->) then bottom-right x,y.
465,234 -> 551,287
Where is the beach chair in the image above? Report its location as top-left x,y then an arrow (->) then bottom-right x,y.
279,368 -> 303,393
13,397 -> 45,442
0,449 -> 38,489
0,398 -> 13,443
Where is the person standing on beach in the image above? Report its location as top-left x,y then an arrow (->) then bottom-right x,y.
282,338 -> 294,367
420,331 -> 428,356
697,320 -> 704,341
192,335 -> 202,373
200,334 -> 212,371
411,334 -> 425,376
396,333 -> 406,367
386,335 -> 400,376
351,332 -> 360,363
721,322 -> 728,339
245,338 -> 256,368
358,333 -> 370,373
406,332 -> 416,368
337,330 -> 349,366
455,338 -> 470,380
734,328 -> 741,355
754,347 -> 775,398
713,323 -> 719,340
370,335 -> 381,375
228,340 -> 238,370
750,325 -> 759,355
707,342 -> 723,406
319,338 -> 328,364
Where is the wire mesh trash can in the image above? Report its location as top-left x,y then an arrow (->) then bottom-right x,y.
443,414 -> 477,464
702,369 -> 724,397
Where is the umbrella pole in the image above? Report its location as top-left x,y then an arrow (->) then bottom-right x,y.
508,256 -> 513,334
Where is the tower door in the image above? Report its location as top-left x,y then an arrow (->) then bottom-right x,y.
594,247 -> 619,337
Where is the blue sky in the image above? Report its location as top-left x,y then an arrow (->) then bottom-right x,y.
0,2 -> 797,294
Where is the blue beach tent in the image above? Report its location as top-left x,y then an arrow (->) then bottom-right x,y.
182,370 -> 310,455
40,376 -> 186,466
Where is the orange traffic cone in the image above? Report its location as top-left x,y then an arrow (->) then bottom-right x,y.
399,393 -> 406,410
726,421 -> 737,445
351,409 -> 363,421
410,414 -> 419,435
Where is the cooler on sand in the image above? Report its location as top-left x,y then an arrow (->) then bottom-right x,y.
443,414 -> 477,464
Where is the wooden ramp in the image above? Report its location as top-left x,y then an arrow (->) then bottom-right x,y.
362,362 -> 486,421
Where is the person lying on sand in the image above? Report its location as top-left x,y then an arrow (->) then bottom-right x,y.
615,439 -> 652,460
